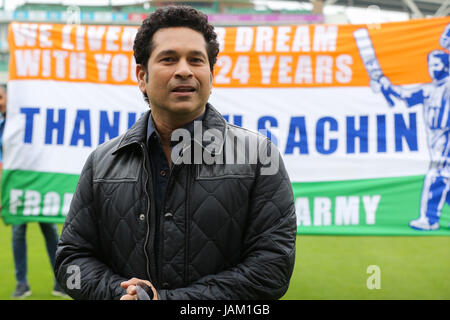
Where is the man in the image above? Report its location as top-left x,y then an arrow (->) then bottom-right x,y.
376,24 -> 450,231
54,6 -> 296,300
0,85 -> 6,164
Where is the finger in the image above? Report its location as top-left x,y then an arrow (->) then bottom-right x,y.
127,285 -> 137,295
120,294 -> 137,300
121,278 -> 140,288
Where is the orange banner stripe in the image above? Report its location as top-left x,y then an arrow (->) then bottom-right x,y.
8,17 -> 450,87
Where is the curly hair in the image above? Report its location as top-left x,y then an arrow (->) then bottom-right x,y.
133,5 -> 219,73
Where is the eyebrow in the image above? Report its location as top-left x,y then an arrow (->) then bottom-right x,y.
156,49 -> 207,59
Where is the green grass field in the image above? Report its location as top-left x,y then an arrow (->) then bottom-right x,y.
0,222 -> 449,300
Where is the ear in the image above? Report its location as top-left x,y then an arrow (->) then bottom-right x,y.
136,64 -> 147,93
209,72 -> 213,94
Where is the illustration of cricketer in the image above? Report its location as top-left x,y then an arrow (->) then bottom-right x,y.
354,23 -> 450,231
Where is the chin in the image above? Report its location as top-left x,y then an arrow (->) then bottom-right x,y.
169,103 -> 204,115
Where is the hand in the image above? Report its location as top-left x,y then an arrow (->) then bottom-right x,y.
120,278 -> 159,300
378,76 -> 391,90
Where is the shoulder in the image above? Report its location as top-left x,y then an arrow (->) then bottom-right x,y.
84,132 -> 129,175
91,133 -> 125,161
223,123 -> 283,176
225,123 -> 279,154
445,78 -> 450,90
225,123 -> 270,145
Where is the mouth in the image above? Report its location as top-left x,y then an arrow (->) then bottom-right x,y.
171,85 -> 196,93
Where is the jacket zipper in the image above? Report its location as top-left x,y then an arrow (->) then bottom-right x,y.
184,165 -> 192,286
140,142 -> 156,286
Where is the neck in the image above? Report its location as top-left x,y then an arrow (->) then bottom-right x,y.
151,107 -> 205,145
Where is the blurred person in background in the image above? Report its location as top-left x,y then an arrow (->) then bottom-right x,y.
0,84 -> 68,298
0,85 -> 6,168
11,222 -> 67,298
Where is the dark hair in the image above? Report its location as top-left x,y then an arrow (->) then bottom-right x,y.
428,50 -> 449,69
133,5 -> 219,73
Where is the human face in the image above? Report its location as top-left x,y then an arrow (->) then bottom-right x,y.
428,55 -> 447,81
137,27 -> 212,120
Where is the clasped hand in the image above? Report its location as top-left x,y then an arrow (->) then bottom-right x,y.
120,278 -> 158,300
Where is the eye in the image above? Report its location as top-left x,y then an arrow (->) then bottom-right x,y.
190,57 -> 205,64
160,56 -> 175,63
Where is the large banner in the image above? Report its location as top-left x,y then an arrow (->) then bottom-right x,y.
2,18 -> 450,235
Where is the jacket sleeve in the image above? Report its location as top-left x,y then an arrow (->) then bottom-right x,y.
158,141 -> 297,300
54,152 -> 128,300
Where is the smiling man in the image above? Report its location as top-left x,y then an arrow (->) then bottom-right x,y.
54,5 -> 296,300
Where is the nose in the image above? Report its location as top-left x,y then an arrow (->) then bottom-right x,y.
174,59 -> 193,79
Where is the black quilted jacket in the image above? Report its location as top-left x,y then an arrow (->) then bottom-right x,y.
54,104 -> 296,300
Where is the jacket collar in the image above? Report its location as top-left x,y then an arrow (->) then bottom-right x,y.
112,103 -> 227,155
146,109 -> 206,147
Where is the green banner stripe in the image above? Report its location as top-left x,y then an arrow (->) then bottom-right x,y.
2,170 -> 449,235
1,170 -> 79,225
292,175 -> 450,235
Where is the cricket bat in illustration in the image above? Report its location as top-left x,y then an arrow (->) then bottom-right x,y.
353,28 -> 395,107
